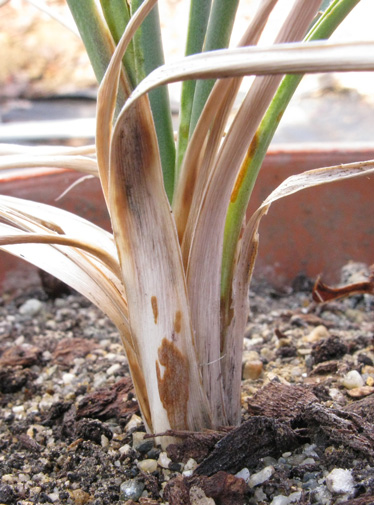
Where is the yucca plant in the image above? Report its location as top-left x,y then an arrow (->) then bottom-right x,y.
1,0 -> 374,444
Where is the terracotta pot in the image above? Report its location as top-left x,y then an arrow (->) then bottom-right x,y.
1,143 -> 373,294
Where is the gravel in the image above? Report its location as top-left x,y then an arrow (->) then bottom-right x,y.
0,262 -> 373,504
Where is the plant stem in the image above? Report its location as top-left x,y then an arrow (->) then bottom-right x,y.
189,0 -> 240,136
175,0 -> 212,182
130,1 -> 176,202
221,0 -> 361,324
100,0 -> 137,88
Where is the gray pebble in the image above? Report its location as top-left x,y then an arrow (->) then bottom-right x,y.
119,479 -> 144,501
19,298 -> 43,317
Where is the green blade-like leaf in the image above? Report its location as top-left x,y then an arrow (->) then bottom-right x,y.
175,0 -> 212,178
100,0 -> 137,87
221,0 -> 361,339
130,0 -> 175,202
189,0 -> 240,136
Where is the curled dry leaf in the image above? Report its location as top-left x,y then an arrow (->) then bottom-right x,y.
313,265 -> 374,303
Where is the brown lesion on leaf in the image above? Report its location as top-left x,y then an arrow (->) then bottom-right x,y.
151,296 -> 158,324
230,132 -> 259,204
156,338 -> 189,430
174,311 -> 182,334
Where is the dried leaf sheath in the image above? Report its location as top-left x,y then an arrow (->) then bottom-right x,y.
109,96 -> 212,435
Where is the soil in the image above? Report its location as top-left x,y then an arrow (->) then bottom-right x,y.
0,263 -> 373,505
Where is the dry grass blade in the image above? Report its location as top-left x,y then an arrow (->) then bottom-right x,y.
124,41 -> 374,103
230,160 -> 374,384
109,94 -> 212,438
0,231 -> 121,278
96,0 -> 158,203
0,195 -> 116,256
0,154 -> 98,175
211,0 -> 322,423
313,270 -> 374,303
173,0 -> 279,243
181,0 -> 321,426
0,144 -> 96,156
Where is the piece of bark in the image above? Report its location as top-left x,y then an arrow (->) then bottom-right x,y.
290,312 -> 335,328
311,335 -> 348,364
163,475 -> 190,505
52,338 -> 98,367
298,403 -> 374,459
343,394 -> 374,424
338,495 -> 374,505
0,345 -> 42,367
164,472 -> 247,505
310,360 -> 339,375
195,416 -> 299,476
189,472 -> 247,505
75,418 -> 113,444
246,381 -> 318,420
160,429 -> 229,463
0,367 -> 32,393
17,433 -> 42,453
77,377 -> 138,421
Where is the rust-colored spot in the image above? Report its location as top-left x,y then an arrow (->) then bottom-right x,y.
230,132 -> 259,203
276,110 -> 284,125
151,296 -> 158,324
174,311 -> 182,334
155,338 -> 189,430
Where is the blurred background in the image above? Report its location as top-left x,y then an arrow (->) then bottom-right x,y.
0,0 -> 374,146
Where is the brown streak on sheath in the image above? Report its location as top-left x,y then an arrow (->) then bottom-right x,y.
174,311 -> 182,333
230,132 -> 259,204
156,338 -> 189,430
151,296 -> 158,324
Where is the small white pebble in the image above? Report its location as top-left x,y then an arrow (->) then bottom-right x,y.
47,492 -> 60,502
158,452 -> 172,469
106,363 -> 122,376
125,414 -> 143,433
326,468 -> 355,494
137,459 -> 157,473
184,458 -> 198,471
289,491 -> 302,503
62,373 -> 75,385
119,444 -> 132,456
12,405 -> 25,414
101,434 -> 110,448
19,299 -> 43,317
342,370 -> 364,390
235,468 -> 250,483
254,488 -> 267,501
270,495 -> 290,505
249,466 -> 274,488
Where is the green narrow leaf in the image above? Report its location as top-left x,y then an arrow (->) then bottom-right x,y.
100,0 -> 138,87
175,0 -> 212,181
66,0 -> 129,111
66,0 -> 115,83
130,1 -> 176,202
221,0 -> 362,323
189,0 -> 240,136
